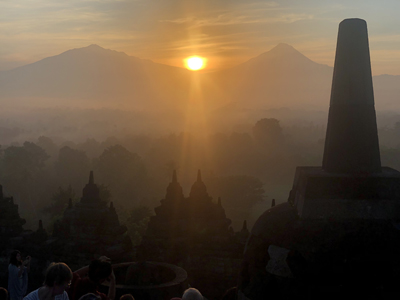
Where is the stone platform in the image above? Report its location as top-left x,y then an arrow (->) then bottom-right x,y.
289,166 -> 400,219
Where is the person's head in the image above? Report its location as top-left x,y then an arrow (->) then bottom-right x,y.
44,263 -> 73,295
119,294 -> 134,300
9,250 -> 22,266
88,260 -> 112,284
221,287 -> 237,300
182,288 -> 203,300
0,288 -> 8,300
78,293 -> 101,300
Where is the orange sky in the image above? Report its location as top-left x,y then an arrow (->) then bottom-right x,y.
1,0 -> 400,74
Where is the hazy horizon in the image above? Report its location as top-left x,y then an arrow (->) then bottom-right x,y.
2,3 -> 400,246
2,1 -> 400,75
2,5 -> 400,299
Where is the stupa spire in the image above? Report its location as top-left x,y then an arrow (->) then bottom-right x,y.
197,169 -> 202,182
322,18 -> 381,173
165,170 -> 184,202
89,170 -> 94,184
81,171 -> 101,203
189,170 -> 209,200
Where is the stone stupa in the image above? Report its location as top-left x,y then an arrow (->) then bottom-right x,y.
52,171 -> 132,262
238,19 -> 400,299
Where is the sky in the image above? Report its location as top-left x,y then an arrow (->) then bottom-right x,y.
1,0 -> 400,74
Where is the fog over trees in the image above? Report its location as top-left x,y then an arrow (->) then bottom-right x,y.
1,43 -> 400,244
1,110 -> 400,243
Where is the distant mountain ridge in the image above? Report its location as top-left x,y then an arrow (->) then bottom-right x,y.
0,44 -> 192,110
202,43 -> 334,110
0,43 -> 399,111
243,43 -> 326,68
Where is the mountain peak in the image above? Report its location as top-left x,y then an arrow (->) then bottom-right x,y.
80,44 -> 109,52
271,43 -> 297,52
86,44 -> 103,49
63,44 -> 131,59
264,43 -> 305,58
60,44 -> 109,56
244,43 -> 315,67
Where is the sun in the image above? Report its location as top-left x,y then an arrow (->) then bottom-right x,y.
184,56 -> 206,71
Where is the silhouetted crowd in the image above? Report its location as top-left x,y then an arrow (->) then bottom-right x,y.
1,250 -> 225,300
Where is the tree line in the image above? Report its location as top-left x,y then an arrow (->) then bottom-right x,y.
0,118 -> 330,241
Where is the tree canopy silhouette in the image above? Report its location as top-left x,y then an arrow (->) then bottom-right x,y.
253,118 -> 284,148
94,144 -> 147,206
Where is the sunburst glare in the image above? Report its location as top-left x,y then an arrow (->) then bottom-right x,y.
184,56 -> 206,71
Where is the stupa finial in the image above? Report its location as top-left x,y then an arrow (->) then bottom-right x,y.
89,171 -> 94,184
197,169 -> 202,182
172,170 -> 177,183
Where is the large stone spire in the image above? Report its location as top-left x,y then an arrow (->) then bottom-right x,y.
322,18 -> 381,173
